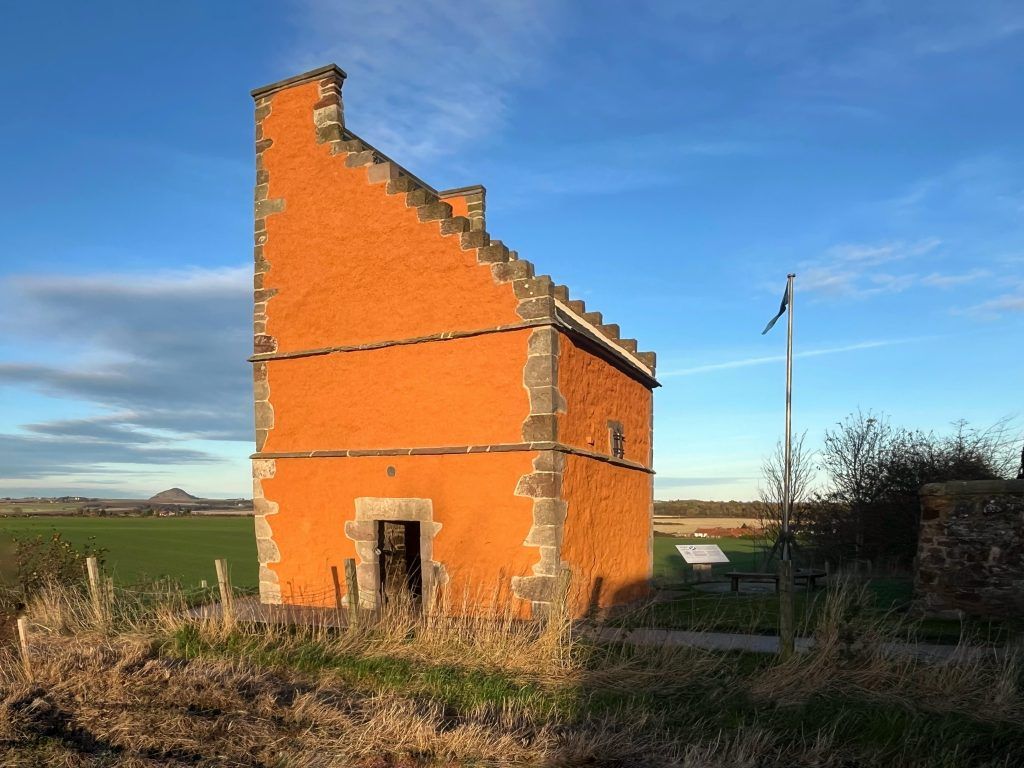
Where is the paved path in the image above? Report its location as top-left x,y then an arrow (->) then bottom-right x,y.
188,598 -> 1006,663
590,626 -> 1005,662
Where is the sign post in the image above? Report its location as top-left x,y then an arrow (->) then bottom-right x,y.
676,544 -> 730,583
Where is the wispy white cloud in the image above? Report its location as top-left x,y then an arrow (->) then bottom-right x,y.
959,289 -> 1024,318
921,269 -> 991,287
288,0 -> 565,164
662,338 -> 913,378
800,238 -> 943,297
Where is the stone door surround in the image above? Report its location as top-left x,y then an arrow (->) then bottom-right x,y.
344,497 -> 444,610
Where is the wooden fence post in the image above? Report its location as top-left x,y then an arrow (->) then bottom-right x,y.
16,617 -> 32,681
330,565 -> 343,611
344,558 -> 359,624
548,566 -> 572,629
86,556 -> 103,622
778,559 -> 795,660
104,576 -> 114,615
214,558 -> 233,620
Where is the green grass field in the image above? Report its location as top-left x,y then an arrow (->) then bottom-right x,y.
0,516 -> 257,588
653,532 -> 764,582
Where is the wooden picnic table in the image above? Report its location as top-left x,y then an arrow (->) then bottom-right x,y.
726,569 -> 827,593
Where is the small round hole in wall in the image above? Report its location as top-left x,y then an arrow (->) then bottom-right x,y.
386,466 -> 396,477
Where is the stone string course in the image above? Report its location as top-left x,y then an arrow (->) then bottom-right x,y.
249,320 -> 549,362
914,479 -> 1024,620
251,441 -> 653,473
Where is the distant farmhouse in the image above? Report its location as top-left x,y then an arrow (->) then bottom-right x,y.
249,65 -> 658,617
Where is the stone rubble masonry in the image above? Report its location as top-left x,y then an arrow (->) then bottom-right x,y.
252,458 -> 282,604
343,497 -> 447,611
913,479 -> 1024,620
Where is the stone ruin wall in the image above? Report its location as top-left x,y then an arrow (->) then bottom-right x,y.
914,479 -> 1024,619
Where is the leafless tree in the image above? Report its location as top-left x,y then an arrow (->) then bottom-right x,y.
757,430 -> 815,561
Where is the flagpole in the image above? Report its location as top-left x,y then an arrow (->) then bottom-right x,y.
783,273 -> 795,561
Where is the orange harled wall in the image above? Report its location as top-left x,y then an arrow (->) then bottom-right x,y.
263,331 -> 531,453
560,456 -> 653,612
557,334 -> 653,608
253,71 -> 655,615
262,454 -> 538,605
557,334 -> 653,465
258,81 -> 535,606
261,85 -> 521,352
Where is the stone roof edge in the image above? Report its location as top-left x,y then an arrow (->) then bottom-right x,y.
251,64 -> 348,99
338,127 -> 439,196
553,302 -> 658,385
438,184 -> 486,198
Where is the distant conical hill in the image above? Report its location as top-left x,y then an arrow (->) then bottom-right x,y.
148,488 -> 200,503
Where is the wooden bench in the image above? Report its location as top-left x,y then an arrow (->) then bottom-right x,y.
727,572 -> 776,592
795,569 -> 827,590
727,569 -> 827,593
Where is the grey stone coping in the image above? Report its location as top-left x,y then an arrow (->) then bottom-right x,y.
251,63 -> 347,99
438,184 -> 486,198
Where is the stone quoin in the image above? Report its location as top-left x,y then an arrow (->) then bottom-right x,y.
248,64 -> 658,617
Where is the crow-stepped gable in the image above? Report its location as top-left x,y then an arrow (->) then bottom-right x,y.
248,64 -> 657,617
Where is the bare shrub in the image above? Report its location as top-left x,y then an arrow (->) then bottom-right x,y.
806,411 -> 1020,568
9,531 -> 105,599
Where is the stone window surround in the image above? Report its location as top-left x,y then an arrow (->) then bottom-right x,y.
343,497 -> 446,611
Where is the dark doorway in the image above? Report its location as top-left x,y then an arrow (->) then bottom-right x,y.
377,520 -> 423,605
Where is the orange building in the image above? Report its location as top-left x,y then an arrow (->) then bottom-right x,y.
249,65 -> 658,618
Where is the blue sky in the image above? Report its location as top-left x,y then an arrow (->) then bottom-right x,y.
1,1 -> 1021,500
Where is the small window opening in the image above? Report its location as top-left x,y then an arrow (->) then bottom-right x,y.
608,421 -> 626,459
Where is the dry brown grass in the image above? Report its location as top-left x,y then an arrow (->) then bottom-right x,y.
1,580 -> 1021,767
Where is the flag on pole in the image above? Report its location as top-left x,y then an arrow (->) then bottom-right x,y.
761,281 -> 791,335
